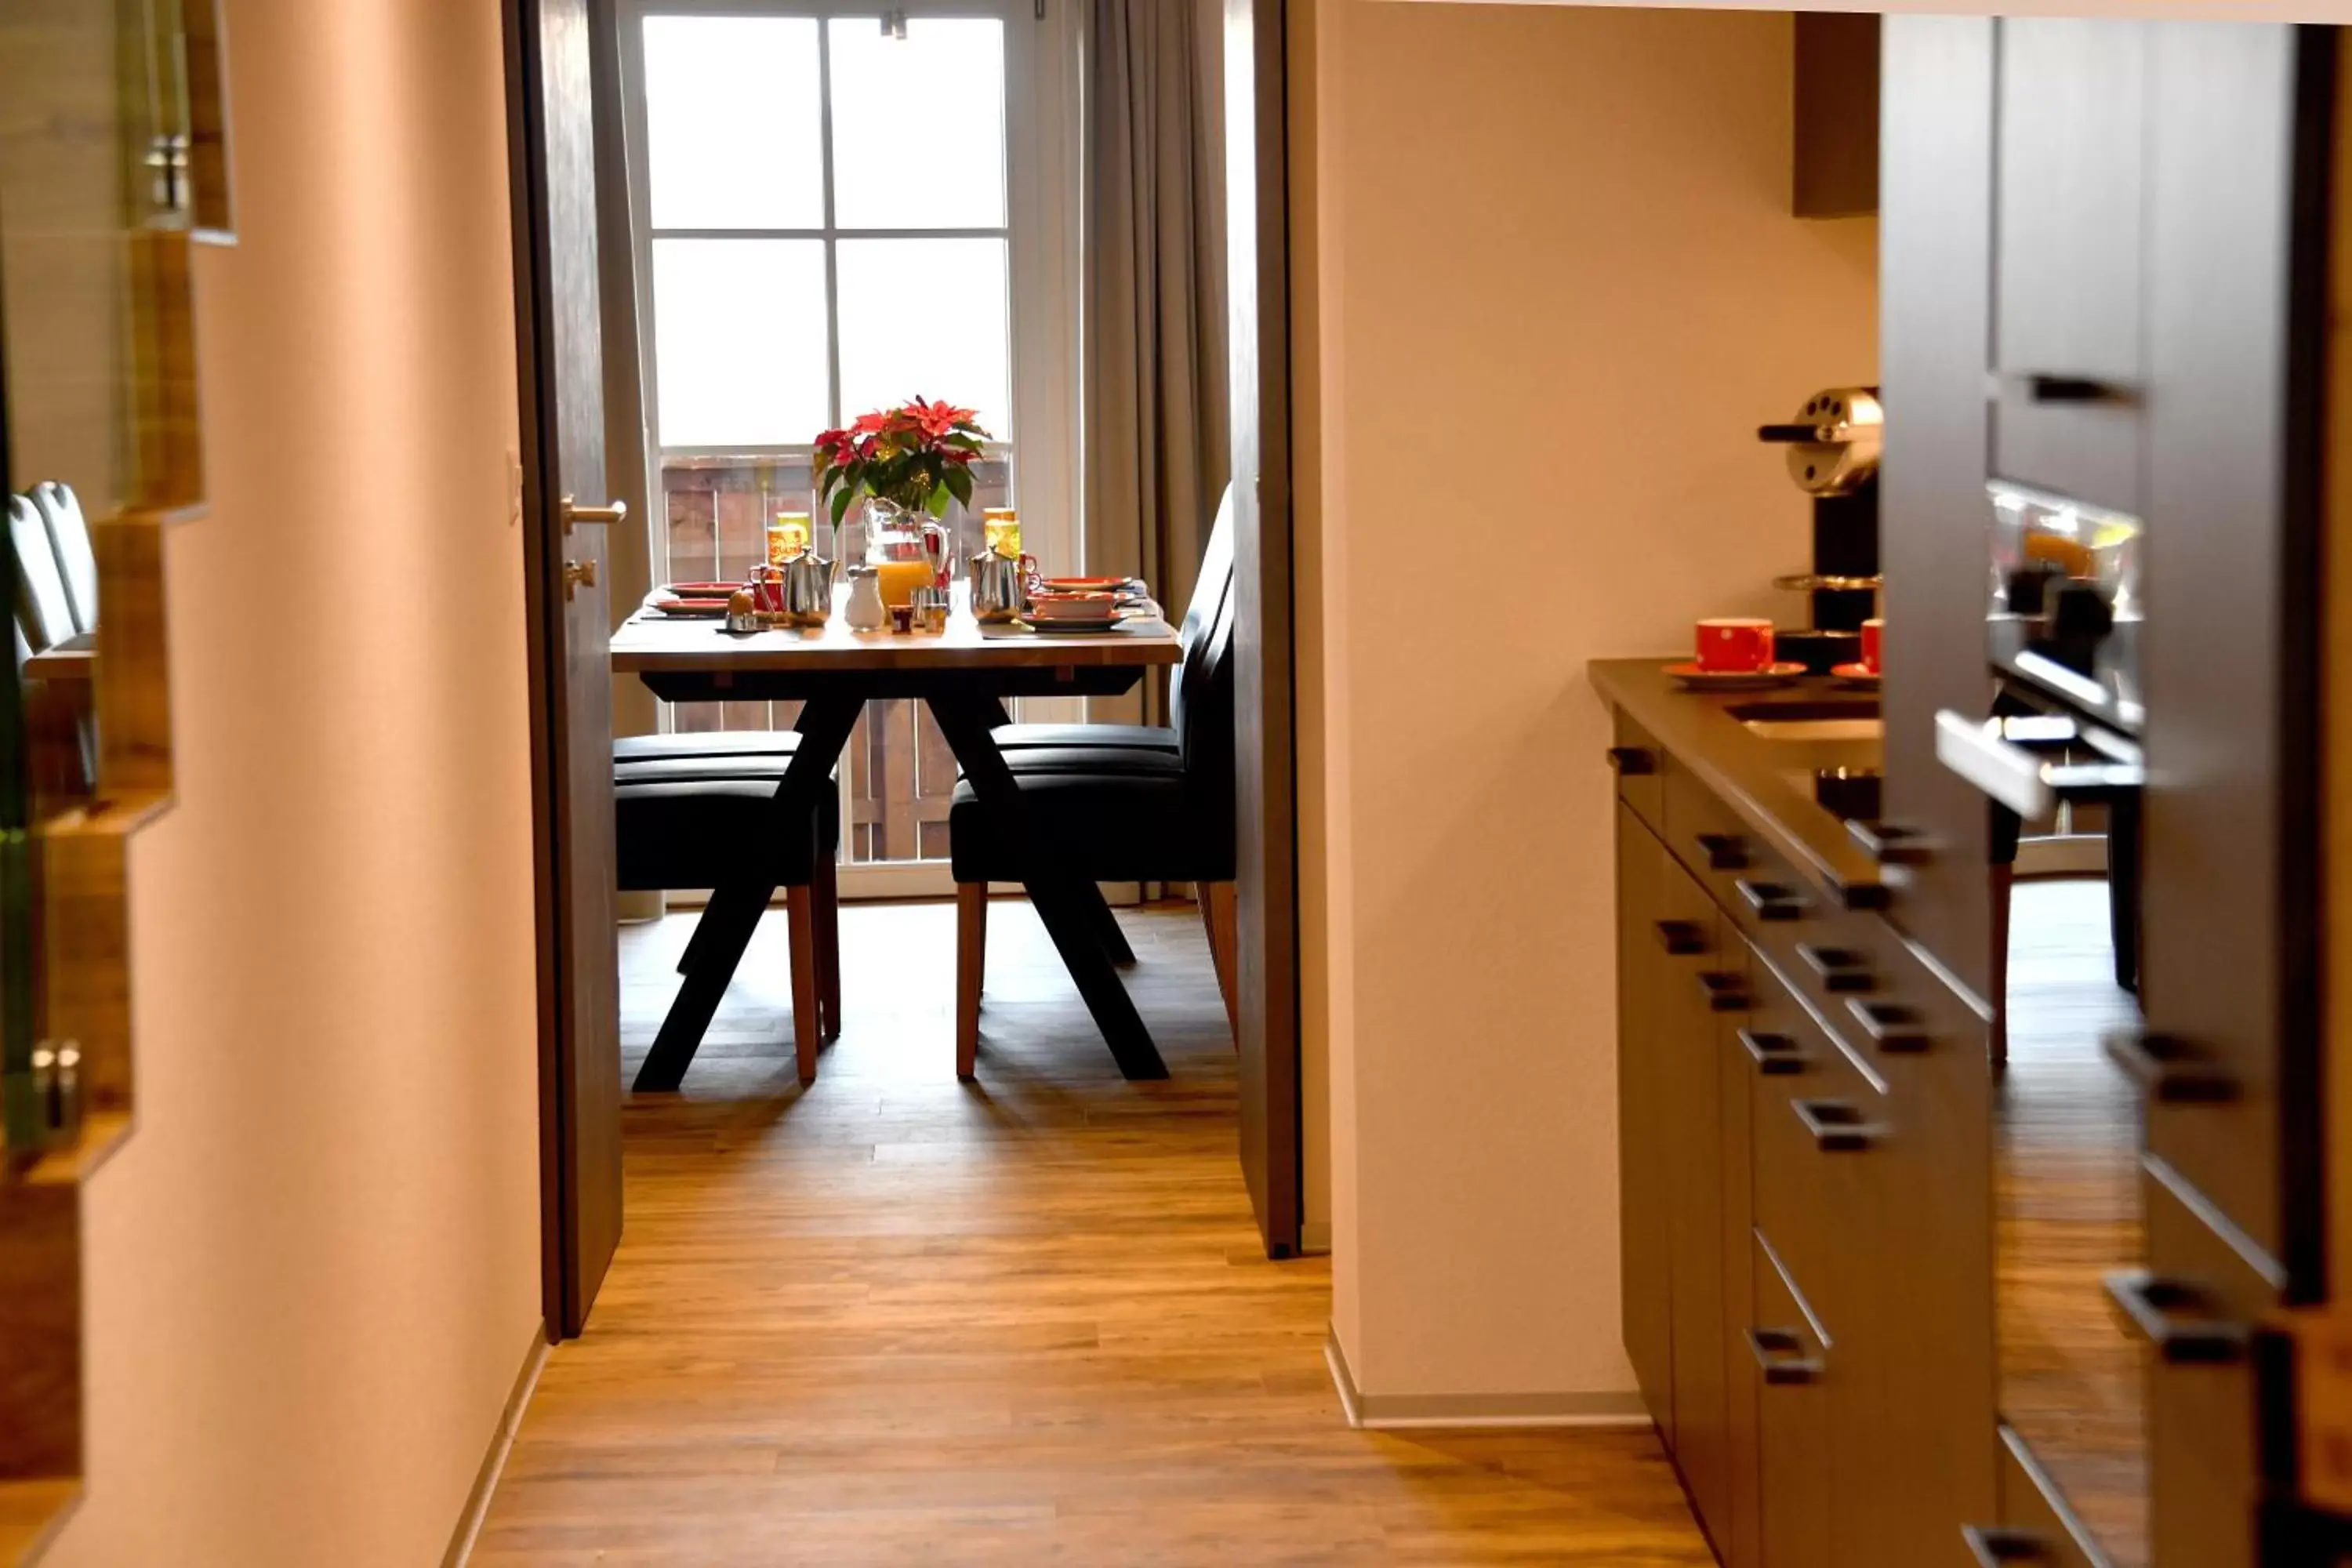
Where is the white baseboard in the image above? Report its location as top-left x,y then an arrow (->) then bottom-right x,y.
441,1326 -> 550,1567
1323,1329 -> 1652,1431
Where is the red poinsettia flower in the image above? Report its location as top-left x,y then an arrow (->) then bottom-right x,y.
851,410 -> 890,435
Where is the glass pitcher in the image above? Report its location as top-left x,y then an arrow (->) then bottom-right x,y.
864,497 -> 951,610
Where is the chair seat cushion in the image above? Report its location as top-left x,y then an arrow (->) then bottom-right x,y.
1000,745 -> 1182,779
616,753 -> 797,786
616,731 -> 800,764
948,771 -> 1229,885
990,721 -> 1177,753
616,779 -> 838,891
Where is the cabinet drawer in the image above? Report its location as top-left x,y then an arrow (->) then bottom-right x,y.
1751,1229 -> 1834,1568
1610,710 -> 1667,835
1664,764 -> 1820,938
1860,929 -> 2002,1565
1972,1425 -> 2103,1568
1744,944 -> 1882,1330
2135,1163 -> 2278,1568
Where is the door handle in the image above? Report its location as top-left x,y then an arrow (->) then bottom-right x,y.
2104,1269 -> 2251,1365
1848,819 -> 1934,866
1795,943 -> 1875,993
1738,1029 -> 1804,1076
562,495 -> 629,532
2102,1029 -> 2238,1105
1792,1098 -> 1875,1152
1606,746 -> 1656,777
561,558 -> 598,599
1962,1526 -> 2053,1564
1733,879 -> 1803,922
2003,371 -> 2137,407
1695,833 -> 1749,871
1653,920 -> 1708,956
1846,998 -> 1930,1054
1696,971 -> 1751,1014
1935,710 -> 2146,822
1744,1327 -> 1821,1385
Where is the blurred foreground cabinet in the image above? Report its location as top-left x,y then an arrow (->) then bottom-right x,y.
0,0 -> 229,1557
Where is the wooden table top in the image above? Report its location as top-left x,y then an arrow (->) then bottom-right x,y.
611,587 -> 1181,675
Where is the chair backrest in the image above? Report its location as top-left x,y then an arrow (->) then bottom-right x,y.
1180,582 -> 1237,785
9,495 -> 78,652
1168,485 -> 1236,731
30,481 -> 96,634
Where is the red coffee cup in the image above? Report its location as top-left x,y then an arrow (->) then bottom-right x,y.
1696,617 -> 1776,673
1860,617 -> 1884,674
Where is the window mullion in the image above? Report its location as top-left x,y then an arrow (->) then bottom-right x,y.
817,16 -> 843,431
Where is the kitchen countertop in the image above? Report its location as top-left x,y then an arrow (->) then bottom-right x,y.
1588,658 -> 1890,911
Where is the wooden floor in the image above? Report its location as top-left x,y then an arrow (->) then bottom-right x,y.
1996,878 -> 2147,1568
475,898 -> 1708,1566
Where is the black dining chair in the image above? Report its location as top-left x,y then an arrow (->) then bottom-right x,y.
615,744 -> 840,1086
987,485 -> 1234,760
947,591 -> 1237,1077
10,494 -> 79,653
28,481 -> 96,636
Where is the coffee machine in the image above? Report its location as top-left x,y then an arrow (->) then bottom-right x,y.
1756,387 -> 1882,673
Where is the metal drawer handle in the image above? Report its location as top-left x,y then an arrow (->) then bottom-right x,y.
1796,942 -> 1875,993
2102,1029 -> 2238,1105
1734,878 -> 1803,922
1846,998 -> 1930,1054
1745,1327 -> 1822,1385
1695,832 -> 1749,871
1739,1029 -> 1804,1076
1793,1098 -> 1874,1152
2104,1269 -> 2251,1365
1697,971 -> 1751,1014
1848,819 -> 1934,866
1936,709 -> 2147,822
1653,920 -> 1708,956
1962,1526 -> 2053,1565
1606,746 -> 1656,777
2009,371 -> 2137,406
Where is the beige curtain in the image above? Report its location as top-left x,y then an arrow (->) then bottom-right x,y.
1083,0 -> 1229,727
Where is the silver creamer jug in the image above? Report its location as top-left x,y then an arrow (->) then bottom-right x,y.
967,547 -> 1028,622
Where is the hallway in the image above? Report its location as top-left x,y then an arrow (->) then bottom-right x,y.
473,901 -> 1707,1565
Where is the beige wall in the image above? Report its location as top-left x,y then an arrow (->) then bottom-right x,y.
1298,0 -> 1877,1399
48,2 -> 544,1561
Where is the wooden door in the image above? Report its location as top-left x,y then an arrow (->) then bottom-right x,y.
506,0 -> 622,1340
1617,805 -> 1675,1433
1223,0 -> 1301,1258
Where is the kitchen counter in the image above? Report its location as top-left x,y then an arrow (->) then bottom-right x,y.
1588,657 -> 1889,911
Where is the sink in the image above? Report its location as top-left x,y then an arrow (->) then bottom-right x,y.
1727,699 -> 1884,743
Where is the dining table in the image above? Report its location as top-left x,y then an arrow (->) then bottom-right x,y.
610,583 -> 1184,1092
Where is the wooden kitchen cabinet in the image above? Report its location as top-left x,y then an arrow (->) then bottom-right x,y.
1603,671 -> 1994,1568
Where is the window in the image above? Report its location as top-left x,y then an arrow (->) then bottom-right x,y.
622,1 -> 1079,893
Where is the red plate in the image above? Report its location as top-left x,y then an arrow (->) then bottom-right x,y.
652,598 -> 728,619
662,581 -> 742,597
1831,662 -> 1882,685
1040,575 -> 1131,591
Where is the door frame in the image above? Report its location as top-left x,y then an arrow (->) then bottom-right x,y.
1229,0 -> 1303,1259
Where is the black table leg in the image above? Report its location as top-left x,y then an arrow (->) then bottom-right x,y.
633,695 -> 865,1094
1081,891 -> 1137,965
927,694 -> 1167,1080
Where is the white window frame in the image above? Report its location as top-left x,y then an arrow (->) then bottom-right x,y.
616,0 -> 1081,582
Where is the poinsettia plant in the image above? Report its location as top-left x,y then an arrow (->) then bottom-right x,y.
812,397 -> 989,528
